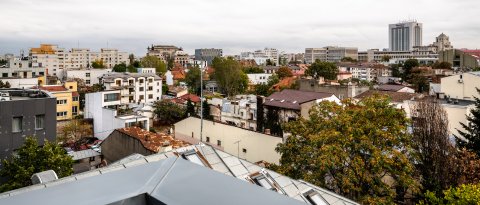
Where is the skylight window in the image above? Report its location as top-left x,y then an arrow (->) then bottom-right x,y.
246,169 -> 286,194
303,189 -> 328,205
180,149 -> 210,168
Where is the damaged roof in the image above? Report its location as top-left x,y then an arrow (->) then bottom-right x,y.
115,127 -> 189,152
264,89 -> 334,110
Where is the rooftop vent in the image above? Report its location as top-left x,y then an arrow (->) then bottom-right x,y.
31,170 -> 58,185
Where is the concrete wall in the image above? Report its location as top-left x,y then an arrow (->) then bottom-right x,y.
174,117 -> 282,164
101,130 -> 155,163
0,97 -> 56,160
0,78 -> 38,89
442,104 -> 475,137
441,73 -> 480,101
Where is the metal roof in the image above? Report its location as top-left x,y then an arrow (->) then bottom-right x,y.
0,145 -> 359,205
68,149 -> 101,161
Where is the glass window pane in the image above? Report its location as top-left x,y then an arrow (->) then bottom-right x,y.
185,154 -> 205,167
257,178 -> 273,190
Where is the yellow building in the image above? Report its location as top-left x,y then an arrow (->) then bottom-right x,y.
39,81 -> 80,121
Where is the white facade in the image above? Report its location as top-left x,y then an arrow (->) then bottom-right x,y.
2,58 -> 46,78
220,95 -> 258,131
101,73 -> 162,104
241,48 -> 279,65
137,68 -> 156,74
305,47 -> 358,64
84,91 -> 150,140
66,69 -> 112,86
165,71 -> 174,86
174,117 -> 282,164
440,72 -> 480,101
247,73 -> 272,85
389,21 -> 423,51
0,78 -> 39,89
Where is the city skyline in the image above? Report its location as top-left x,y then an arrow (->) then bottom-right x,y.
1,0 -> 479,56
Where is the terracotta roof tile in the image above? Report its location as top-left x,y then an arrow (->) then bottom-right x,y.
116,127 -> 189,153
38,86 -> 68,92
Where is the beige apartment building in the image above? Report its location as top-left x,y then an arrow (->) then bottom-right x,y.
305,46 -> 358,63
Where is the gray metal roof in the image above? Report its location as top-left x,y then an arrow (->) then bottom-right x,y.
68,149 -> 101,161
0,145 -> 359,205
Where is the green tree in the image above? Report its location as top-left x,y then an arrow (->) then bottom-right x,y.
341,57 -> 358,63
154,100 -> 186,125
432,61 -> 452,70
113,63 -> 127,72
132,60 -> 141,68
243,66 -> 264,74
456,88 -> 480,157
276,96 -> 419,204
403,59 -> 419,80
0,136 -> 73,192
391,64 -> 402,78
276,66 -> 293,79
185,66 -> 201,95
306,60 -> 338,80
254,74 -> 280,96
91,59 -> 105,68
127,65 -> 138,73
141,56 -> 167,74
381,55 -> 391,62
91,83 -> 105,92
58,120 -> 93,146
419,184 -> 480,205
211,57 -> 249,96
202,100 -> 212,120
266,59 -> 275,66
167,58 -> 175,70
128,54 -> 135,65
186,99 -> 196,117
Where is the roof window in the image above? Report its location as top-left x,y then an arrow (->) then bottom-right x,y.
302,189 -> 328,205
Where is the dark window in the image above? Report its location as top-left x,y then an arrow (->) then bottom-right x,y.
242,148 -> 247,153
217,140 -> 221,146
12,116 -> 23,133
104,93 -> 120,102
35,115 -> 44,130
206,137 -> 210,142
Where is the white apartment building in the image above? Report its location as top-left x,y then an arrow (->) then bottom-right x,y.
1,58 -> 46,78
389,21 -> 423,51
440,72 -> 480,101
305,46 -> 358,64
137,68 -> 156,74
66,69 -> 113,86
338,63 -> 392,82
84,90 -> 150,140
247,73 -> 272,85
241,48 -> 279,65
101,72 -> 162,105
220,95 -> 258,131
240,52 -> 269,65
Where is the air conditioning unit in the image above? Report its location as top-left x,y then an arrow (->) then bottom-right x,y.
458,79 -> 463,83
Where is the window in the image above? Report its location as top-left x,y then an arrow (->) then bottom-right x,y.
12,117 -> 23,133
303,189 -> 328,205
180,150 -> 210,167
148,86 -> 153,91
242,148 -> 247,153
86,80 -> 90,84
57,99 -> 67,104
148,94 -> 153,99
217,140 -> 221,146
73,97 -> 79,101
139,87 -> 144,91
104,93 -> 119,102
85,73 -> 90,77
148,78 -> 153,83
72,106 -> 78,115
247,170 -> 285,194
206,137 -> 210,143
139,79 -> 144,84
35,115 -> 44,130
69,86 -> 73,89
89,157 -> 96,162
57,111 -> 67,117
2,73 -> 7,77
139,95 -> 144,100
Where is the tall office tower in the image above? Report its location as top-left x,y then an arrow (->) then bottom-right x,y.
389,21 -> 423,51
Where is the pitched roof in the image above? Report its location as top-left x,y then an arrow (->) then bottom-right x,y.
37,86 -> 68,92
179,93 -> 201,103
377,84 -> 408,92
355,90 -> 422,103
0,145 -> 359,205
264,89 -> 334,110
115,127 -> 189,152
72,91 -> 79,97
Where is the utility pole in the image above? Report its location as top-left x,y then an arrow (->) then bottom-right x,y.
200,60 -> 205,143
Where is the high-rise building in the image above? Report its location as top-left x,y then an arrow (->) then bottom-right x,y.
194,48 -> 223,65
389,21 -> 423,51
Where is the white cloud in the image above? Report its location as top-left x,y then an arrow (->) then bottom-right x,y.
0,0 -> 479,55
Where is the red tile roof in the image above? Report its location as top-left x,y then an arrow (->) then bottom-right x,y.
72,92 -> 80,97
116,127 -> 189,153
38,86 -> 68,92
179,94 -> 201,103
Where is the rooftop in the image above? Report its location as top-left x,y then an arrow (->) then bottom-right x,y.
37,85 -> 68,92
264,89 -> 334,110
377,84 -> 409,92
116,127 -> 189,152
0,89 -> 53,101
102,72 -> 161,82
355,90 -> 423,103
0,145 -> 359,205
68,149 -> 101,161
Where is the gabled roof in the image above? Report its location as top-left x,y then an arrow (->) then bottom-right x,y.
179,93 -> 201,103
264,89 -> 334,110
378,84 -> 409,92
0,145 -> 359,205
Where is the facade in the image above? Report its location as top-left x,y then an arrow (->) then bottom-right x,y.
68,149 -> 102,174
0,89 -> 56,160
84,90 -> 150,140
337,63 -> 392,82
439,49 -> 480,69
101,72 -> 162,104
305,46 -> 358,63
194,48 -> 223,65
247,73 -> 272,85
174,117 -> 282,164
432,33 -> 453,52
440,72 -> 480,101
220,95 -> 258,130
298,79 -> 370,99
2,57 -> 46,78
389,21 -> 423,51
241,48 -> 279,65
65,68 -> 112,86
146,45 -> 180,62
38,81 -> 80,121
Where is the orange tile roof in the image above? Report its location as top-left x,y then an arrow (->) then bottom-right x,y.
179,93 -> 201,103
117,127 -> 189,153
37,86 -> 68,92
72,91 -> 80,97
272,76 -> 297,91
171,70 -> 186,80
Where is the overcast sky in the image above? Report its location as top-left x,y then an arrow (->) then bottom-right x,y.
1,0 -> 479,56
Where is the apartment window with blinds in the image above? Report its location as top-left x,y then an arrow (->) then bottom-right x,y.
104,93 -> 119,102
12,117 -> 23,133
35,115 -> 45,130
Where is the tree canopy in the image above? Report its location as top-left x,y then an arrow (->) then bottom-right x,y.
113,63 -> 127,72
276,66 -> 293,79
403,59 -> 420,80
154,100 -> 186,125
141,56 -> 167,74
456,88 -> 480,157
211,57 -> 249,96
243,66 -> 264,74
432,61 -> 452,70
420,184 -> 480,205
91,59 -> 105,69
0,136 -> 73,192
305,60 -> 338,80
275,95 -> 419,204
185,66 -> 201,95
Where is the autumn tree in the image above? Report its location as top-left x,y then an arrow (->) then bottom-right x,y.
91,59 -> 105,68
276,66 -> 293,79
211,57 -> 249,96
305,60 -> 338,80
456,88 -> 480,157
58,119 -> 93,145
410,99 -> 458,196
0,137 -> 73,192
154,100 -> 186,125
276,95 -> 419,204
141,56 -> 167,74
